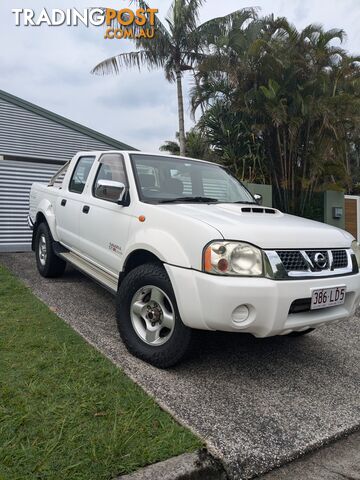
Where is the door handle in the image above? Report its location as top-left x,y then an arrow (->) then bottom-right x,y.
61,199 -> 67,206
82,205 -> 90,214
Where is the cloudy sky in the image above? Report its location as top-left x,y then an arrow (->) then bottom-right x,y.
1,0 -> 360,151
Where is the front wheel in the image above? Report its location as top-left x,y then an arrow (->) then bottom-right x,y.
116,263 -> 193,368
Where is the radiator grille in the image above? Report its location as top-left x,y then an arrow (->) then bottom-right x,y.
277,251 -> 308,271
276,249 -> 349,272
332,250 -> 348,269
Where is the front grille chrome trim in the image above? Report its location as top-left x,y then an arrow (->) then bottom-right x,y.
328,250 -> 334,271
301,250 -> 315,270
264,249 -> 356,279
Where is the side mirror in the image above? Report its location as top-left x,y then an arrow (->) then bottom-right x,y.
95,180 -> 127,204
254,193 -> 263,205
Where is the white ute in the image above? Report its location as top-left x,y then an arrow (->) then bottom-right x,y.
28,151 -> 360,368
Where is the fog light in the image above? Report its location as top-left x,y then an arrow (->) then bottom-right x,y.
232,305 -> 250,324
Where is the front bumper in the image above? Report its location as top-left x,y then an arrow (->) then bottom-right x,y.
165,265 -> 360,337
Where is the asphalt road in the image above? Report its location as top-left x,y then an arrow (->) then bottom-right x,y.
1,253 -> 360,480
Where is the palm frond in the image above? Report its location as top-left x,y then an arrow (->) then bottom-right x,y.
91,49 -> 165,75
300,23 -> 323,41
159,140 -> 180,154
322,28 -> 347,45
195,7 -> 259,46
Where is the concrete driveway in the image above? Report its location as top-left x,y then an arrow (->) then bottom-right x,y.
1,252 -> 360,480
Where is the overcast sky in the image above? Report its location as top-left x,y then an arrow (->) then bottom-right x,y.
1,0 -> 360,151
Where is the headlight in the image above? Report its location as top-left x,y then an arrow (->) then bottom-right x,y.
204,241 -> 263,276
351,240 -> 360,267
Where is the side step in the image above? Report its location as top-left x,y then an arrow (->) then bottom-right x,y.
60,251 -> 118,294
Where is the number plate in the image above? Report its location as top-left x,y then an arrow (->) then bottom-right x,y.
311,286 -> 346,310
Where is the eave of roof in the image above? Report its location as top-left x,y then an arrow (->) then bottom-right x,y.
0,89 -> 137,151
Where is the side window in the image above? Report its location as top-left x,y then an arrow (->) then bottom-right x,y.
93,154 -> 128,202
69,156 -> 95,194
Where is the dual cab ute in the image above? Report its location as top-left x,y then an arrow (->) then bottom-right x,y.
28,151 -> 360,368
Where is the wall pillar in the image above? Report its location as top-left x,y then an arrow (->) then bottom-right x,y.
324,190 -> 345,229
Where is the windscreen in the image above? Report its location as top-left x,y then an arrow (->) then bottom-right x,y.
130,154 -> 255,204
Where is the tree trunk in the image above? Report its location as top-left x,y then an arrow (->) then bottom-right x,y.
176,70 -> 186,157
193,69 -> 205,117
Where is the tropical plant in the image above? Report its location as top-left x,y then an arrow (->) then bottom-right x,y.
160,128 -> 214,160
198,101 -> 266,182
191,12 -> 360,214
92,0 -> 208,156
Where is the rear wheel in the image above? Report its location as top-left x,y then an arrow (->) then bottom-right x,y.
116,263 -> 193,368
35,223 -> 66,278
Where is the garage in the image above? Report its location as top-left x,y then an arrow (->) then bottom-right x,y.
0,159 -> 61,252
0,89 -> 134,252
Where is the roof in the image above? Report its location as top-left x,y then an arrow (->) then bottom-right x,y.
72,150 -> 219,165
0,89 -> 136,151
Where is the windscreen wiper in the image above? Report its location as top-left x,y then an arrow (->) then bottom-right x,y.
233,201 -> 258,205
160,196 -> 219,204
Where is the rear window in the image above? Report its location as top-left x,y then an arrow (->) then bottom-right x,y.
69,156 -> 95,194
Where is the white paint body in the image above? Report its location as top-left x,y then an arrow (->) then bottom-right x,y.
29,151 -> 360,337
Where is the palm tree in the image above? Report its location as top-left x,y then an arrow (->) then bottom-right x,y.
92,0 -> 206,156
160,128 -> 214,160
191,13 -> 360,213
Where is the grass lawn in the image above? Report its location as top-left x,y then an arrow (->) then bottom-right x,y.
0,265 -> 202,480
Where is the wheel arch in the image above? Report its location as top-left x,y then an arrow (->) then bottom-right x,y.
118,249 -> 163,289
31,200 -> 59,250
31,212 -> 47,251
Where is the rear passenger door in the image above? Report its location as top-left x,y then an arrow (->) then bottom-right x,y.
78,153 -> 131,274
55,156 -> 95,251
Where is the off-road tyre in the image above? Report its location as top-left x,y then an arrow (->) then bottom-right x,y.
35,222 -> 66,278
116,263 -> 193,368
